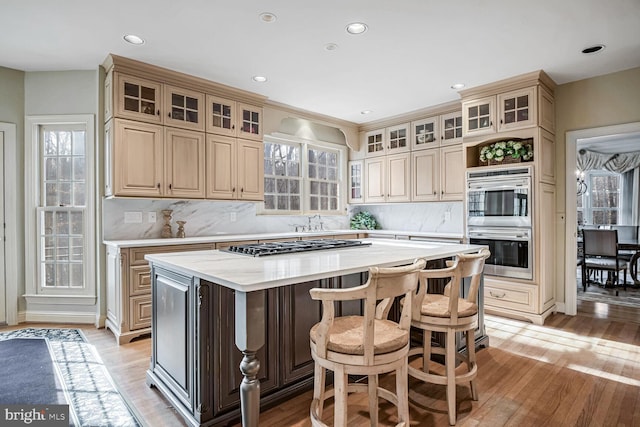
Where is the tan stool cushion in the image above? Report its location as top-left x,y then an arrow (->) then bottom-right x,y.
420,294 -> 478,318
310,315 -> 409,355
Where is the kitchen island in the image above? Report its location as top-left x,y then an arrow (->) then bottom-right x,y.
145,238 -> 485,427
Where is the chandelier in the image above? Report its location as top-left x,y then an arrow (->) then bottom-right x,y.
576,169 -> 587,196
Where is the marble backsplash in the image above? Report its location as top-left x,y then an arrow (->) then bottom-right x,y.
102,198 -> 463,240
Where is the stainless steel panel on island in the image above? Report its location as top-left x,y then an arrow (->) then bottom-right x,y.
145,239 -> 487,427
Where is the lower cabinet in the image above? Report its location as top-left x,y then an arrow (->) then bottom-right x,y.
105,243 -> 215,345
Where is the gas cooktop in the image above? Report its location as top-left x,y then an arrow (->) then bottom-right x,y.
222,239 -> 371,257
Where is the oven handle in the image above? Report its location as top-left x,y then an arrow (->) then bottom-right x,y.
468,231 -> 530,241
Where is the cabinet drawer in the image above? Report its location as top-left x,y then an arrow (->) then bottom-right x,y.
484,282 -> 536,313
130,295 -> 152,330
129,265 -> 151,296
129,243 -> 214,265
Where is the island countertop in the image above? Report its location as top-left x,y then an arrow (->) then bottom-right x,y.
145,239 -> 484,292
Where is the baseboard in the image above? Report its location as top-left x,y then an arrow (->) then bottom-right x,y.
24,311 -> 96,324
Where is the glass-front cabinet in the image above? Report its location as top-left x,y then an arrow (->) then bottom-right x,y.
116,74 -> 163,124
497,87 -> 536,132
348,160 -> 364,203
164,85 -> 205,131
206,96 -> 263,141
385,123 -> 410,153
440,110 -> 463,145
365,129 -> 385,157
463,96 -> 496,136
411,117 -> 439,150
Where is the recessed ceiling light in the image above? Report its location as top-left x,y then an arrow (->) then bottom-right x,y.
324,43 -> 339,51
252,76 -> 267,83
259,12 -> 277,23
451,83 -> 465,90
582,44 -> 605,54
123,34 -> 145,45
361,110 -> 372,115
346,22 -> 368,35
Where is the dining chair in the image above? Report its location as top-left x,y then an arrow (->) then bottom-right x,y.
407,248 -> 490,426
308,258 -> 426,427
582,229 -> 627,290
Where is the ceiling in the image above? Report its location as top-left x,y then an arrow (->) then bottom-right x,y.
2,0 -> 640,125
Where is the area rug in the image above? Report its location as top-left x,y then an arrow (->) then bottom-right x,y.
0,328 -> 142,427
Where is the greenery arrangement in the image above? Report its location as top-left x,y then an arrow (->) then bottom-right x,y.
350,211 -> 380,230
479,140 -> 533,163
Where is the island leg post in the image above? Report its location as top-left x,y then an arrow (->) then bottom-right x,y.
235,290 -> 266,427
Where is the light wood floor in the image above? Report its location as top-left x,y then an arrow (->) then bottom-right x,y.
2,299 -> 640,426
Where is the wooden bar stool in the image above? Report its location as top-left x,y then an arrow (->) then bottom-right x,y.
308,258 -> 426,427
408,249 -> 490,425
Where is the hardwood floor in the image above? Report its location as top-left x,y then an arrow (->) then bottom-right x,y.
3,300 -> 640,426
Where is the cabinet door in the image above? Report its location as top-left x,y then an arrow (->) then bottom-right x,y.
386,123 -> 410,153
538,86 -> 555,133
237,138 -> 264,201
205,134 -> 237,200
164,127 -> 206,198
440,145 -> 463,200
463,96 -> 495,137
115,73 -> 163,124
412,149 -> 439,201
411,117 -> 439,150
113,119 -> 164,197
387,153 -> 411,202
364,157 -> 386,203
281,280 -> 325,384
498,87 -> 536,132
440,110 -> 463,146
104,119 -> 114,196
364,129 -> 385,157
164,85 -> 205,131
348,160 -> 364,203
237,103 -> 263,141
205,95 -> 236,136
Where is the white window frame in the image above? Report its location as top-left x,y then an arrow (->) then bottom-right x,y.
260,134 -> 347,215
578,169 -> 624,225
24,115 -> 96,304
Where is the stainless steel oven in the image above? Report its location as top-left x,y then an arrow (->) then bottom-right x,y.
468,226 -> 533,280
467,166 -> 532,227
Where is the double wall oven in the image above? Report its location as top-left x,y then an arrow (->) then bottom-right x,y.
467,166 -> 533,280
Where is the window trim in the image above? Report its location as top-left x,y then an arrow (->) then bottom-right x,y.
259,134 -> 347,215
24,115 -> 96,301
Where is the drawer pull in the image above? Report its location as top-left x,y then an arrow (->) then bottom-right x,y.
489,291 -> 506,299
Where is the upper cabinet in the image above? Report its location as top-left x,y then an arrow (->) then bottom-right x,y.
102,54 -> 266,200
460,71 -> 556,139
364,129 -> 385,157
385,123 -> 410,154
411,110 -> 463,150
348,160 -> 364,204
440,110 -> 463,146
206,95 -> 263,141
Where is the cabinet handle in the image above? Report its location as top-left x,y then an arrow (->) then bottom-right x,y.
489,291 -> 506,299
168,112 -> 172,118
500,119 -> 503,124
157,183 -> 161,189
169,184 -> 172,190
441,190 -> 444,195
232,187 -> 235,192
157,110 -> 160,116
433,191 -> 436,195
441,135 -> 444,140
241,188 -> 244,193
232,124 -> 235,130
490,121 -> 493,126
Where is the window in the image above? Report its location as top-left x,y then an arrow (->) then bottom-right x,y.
263,137 -> 345,214
25,116 -> 95,300
577,170 -> 623,225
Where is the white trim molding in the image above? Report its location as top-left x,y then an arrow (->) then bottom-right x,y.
564,121 -> 640,316
0,123 -> 18,325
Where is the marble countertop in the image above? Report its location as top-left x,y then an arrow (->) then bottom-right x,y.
103,230 -> 464,248
145,239 -> 484,292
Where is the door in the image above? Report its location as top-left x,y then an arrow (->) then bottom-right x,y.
0,131 -> 5,323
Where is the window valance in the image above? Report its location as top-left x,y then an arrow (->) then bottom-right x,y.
577,149 -> 640,174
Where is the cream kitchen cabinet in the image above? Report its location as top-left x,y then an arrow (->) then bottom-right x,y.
106,72 -> 205,132
205,94 -> 263,141
411,111 -> 463,150
364,153 -> 411,203
385,123 -> 410,154
462,96 -> 496,137
105,119 -> 205,198
105,243 -> 215,345
348,160 -> 364,203
411,145 -> 463,201
205,134 -> 264,201
364,128 -> 385,157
